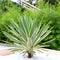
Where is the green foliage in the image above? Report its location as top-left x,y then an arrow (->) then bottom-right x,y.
0,1 -> 25,42
1,6 -> 21,24
3,16 -> 52,58
23,10 -> 38,19
0,0 -> 60,51
36,1 -> 60,50
0,0 -> 10,12
43,0 -> 58,6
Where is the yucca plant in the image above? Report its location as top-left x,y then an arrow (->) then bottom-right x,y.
3,16 -> 53,58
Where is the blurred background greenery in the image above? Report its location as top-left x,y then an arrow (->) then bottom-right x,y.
0,0 -> 60,50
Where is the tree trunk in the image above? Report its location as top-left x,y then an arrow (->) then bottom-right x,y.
27,52 -> 33,58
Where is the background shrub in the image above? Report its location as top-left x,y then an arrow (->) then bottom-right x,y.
36,1 -> 60,50
0,1 -> 25,42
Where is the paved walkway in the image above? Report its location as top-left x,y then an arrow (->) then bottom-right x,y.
0,50 -> 14,56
